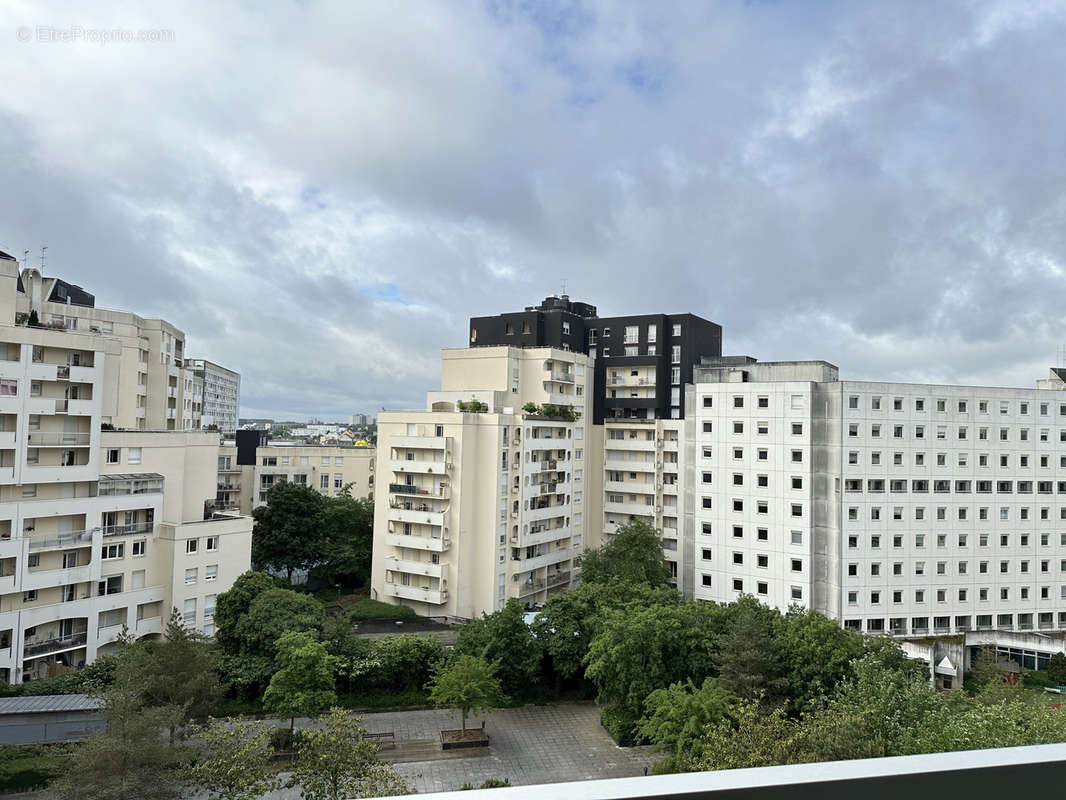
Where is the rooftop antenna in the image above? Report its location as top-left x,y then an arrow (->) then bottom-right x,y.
1059,345 -> 1066,369
22,250 -> 29,270
39,245 -> 47,273
560,277 -> 568,297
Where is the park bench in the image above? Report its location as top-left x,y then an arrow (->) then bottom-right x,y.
362,731 -> 396,749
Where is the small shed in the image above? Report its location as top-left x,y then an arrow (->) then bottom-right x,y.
0,694 -> 106,744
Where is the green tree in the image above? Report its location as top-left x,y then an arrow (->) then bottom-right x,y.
714,596 -> 787,704
185,718 -> 281,800
454,599 -> 542,697
775,606 -> 864,712
214,570 -> 277,655
578,518 -> 671,588
52,685 -> 186,800
225,586 -> 325,697
252,481 -> 328,581
585,601 -> 722,731
427,654 -> 505,731
291,708 -> 410,800
313,489 -> 374,588
690,699 -> 800,771
1047,652 -> 1066,685
638,678 -> 734,772
367,635 -> 445,693
263,631 -> 337,735
119,609 -> 221,742
533,578 -> 682,683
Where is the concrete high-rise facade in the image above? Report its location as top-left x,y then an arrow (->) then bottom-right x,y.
370,346 -> 591,618
0,251 -> 252,684
375,295 -> 1066,656
190,359 -> 240,433
691,358 -> 1066,641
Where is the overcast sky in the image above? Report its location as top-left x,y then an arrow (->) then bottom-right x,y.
3,1 -> 1066,421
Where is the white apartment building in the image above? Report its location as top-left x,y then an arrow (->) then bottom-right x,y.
216,441 -> 375,514
0,251 -> 252,684
691,358 -> 1066,639
190,360 -> 240,432
370,346 -> 591,619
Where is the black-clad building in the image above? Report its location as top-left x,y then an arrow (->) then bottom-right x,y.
468,296 -> 722,423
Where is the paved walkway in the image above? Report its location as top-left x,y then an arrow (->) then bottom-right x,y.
10,702 -> 655,798
262,702 -> 655,796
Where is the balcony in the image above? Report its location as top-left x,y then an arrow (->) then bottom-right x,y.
548,370 -> 575,384
384,556 -> 445,579
383,581 -> 448,605
390,435 -> 449,451
526,503 -> 567,523
547,570 -> 571,588
22,563 -> 93,591
136,615 -> 162,636
387,506 -> 446,528
29,529 -> 95,551
517,579 -> 546,597
102,522 -> 154,538
606,437 -> 656,452
25,431 -> 92,447
385,532 -> 451,553
23,630 -> 88,658
390,459 -> 448,475
388,483 -> 450,499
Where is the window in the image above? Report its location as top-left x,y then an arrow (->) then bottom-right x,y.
185,568 -> 198,585
849,396 -> 859,409
758,396 -> 769,408
702,574 -> 713,587
206,536 -> 218,552
205,564 -> 218,581
186,539 -> 198,554
672,323 -> 681,337
101,543 -> 124,560
733,579 -> 743,591
791,450 -> 803,463
132,539 -> 146,557
106,448 -> 119,464
320,474 -> 330,489
791,530 -> 803,544
23,590 -> 37,602
701,549 -> 713,561
703,396 -> 713,408
127,447 -> 141,465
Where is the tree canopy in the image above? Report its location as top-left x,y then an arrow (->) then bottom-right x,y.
263,631 -> 337,733
578,518 -> 671,588
251,481 -> 328,581
427,655 -> 505,731
454,599 -> 542,697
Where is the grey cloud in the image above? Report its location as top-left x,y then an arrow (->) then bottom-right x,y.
3,0 -> 1066,420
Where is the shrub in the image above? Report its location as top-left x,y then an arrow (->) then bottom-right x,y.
347,598 -> 418,621
460,779 -> 512,790
600,704 -> 642,746
360,636 -> 445,693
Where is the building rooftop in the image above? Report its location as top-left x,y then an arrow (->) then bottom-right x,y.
0,694 -> 104,715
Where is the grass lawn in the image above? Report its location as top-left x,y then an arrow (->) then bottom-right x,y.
0,744 -> 70,792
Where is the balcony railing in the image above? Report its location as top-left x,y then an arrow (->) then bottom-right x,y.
389,483 -> 448,498
26,431 -> 92,446
29,529 -> 95,550
23,631 -> 88,658
518,580 -> 547,596
547,571 -> 571,587
102,522 -> 154,537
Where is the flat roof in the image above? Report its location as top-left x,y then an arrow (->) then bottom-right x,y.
0,694 -> 104,715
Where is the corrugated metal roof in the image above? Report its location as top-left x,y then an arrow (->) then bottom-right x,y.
99,473 -> 164,481
0,694 -> 105,715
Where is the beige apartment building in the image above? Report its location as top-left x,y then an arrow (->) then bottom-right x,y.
216,441 -> 375,514
0,252 -> 252,684
14,267 -> 236,433
370,346 -> 592,619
